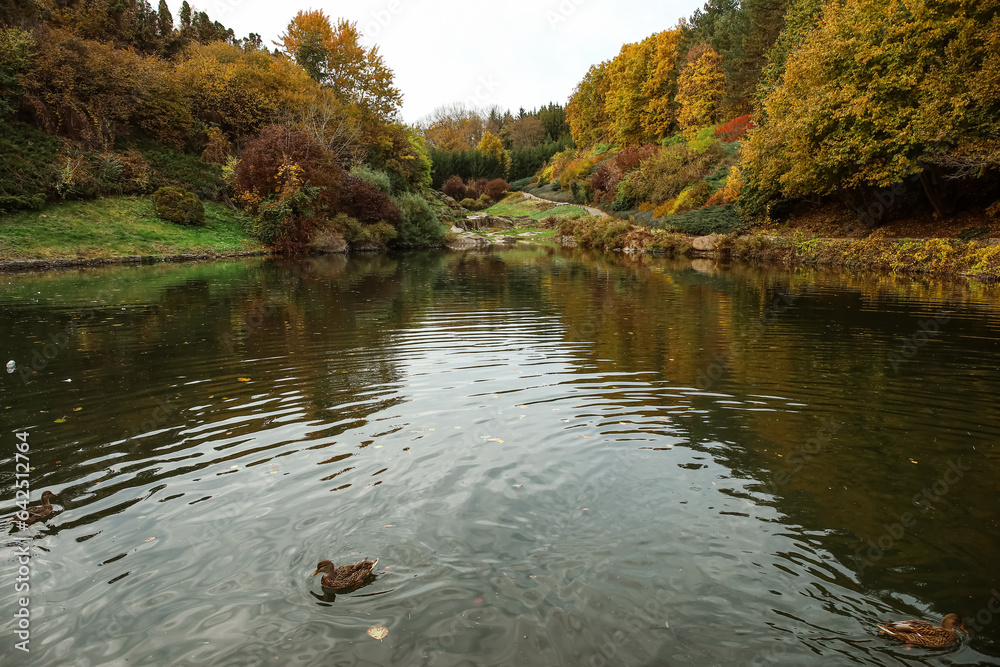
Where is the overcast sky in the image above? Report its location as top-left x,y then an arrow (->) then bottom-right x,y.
171,0 -> 705,124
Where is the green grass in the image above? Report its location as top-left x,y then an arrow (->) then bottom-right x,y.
485,194 -> 588,221
0,196 -> 262,260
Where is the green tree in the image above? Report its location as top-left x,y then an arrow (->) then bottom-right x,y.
156,0 -> 173,37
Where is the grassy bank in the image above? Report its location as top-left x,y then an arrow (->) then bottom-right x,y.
486,193 -> 589,221
0,197 -> 263,261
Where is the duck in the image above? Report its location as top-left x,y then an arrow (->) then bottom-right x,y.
10,491 -> 57,527
877,613 -> 964,648
310,557 -> 379,590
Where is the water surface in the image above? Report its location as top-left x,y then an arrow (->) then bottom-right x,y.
1,249 -> 999,666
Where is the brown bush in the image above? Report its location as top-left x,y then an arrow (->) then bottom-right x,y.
340,176 -> 402,226
441,175 -> 466,200
485,178 -> 509,202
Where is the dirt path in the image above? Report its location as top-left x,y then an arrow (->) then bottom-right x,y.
519,191 -> 609,218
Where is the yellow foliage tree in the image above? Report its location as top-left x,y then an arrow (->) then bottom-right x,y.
174,41 -> 315,142
605,29 -> 683,145
567,63 -> 612,147
642,30 -> 684,139
740,0 -> 1000,216
676,45 -> 726,133
477,130 -> 511,177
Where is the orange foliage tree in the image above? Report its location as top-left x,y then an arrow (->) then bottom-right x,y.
22,27 -> 191,147
276,10 -> 402,130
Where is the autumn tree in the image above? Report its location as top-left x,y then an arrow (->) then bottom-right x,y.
739,0 -> 1000,219
508,116 -> 546,149
21,29 -> 192,146
420,103 -> 486,151
477,130 -> 511,178
605,29 -> 683,144
277,10 -> 402,128
676,45 -> 726,132
173,41 -> 315,142
566,63 -> 612,146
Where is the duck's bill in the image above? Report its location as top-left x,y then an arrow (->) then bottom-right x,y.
310,570 -> 320,577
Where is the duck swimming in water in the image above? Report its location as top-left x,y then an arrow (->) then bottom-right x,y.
10,491 -> 57,527
310,557 -> 379,590
877,613 -> 964,648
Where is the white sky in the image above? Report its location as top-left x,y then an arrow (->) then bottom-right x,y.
172,0 -> 705,124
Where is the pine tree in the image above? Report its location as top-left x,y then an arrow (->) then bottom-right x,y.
179,1 -> 191,29
157,0 -> 173,37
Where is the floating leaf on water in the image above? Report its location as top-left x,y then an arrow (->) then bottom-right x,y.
909,459 -> 919,464
74,407 -> 83,411
367,625 -> 388,641
144,537 -> 156,542
55,419 -> 66,423
238,378 -> 251,382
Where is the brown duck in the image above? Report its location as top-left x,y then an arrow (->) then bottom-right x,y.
10,491 -> 57,526
311,558 -> 379,590
877,613 -> 964,648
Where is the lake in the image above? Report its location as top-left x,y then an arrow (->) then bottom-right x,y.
1,248 -> 999,666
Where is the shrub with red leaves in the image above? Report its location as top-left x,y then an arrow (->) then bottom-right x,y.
341,176 -> 402,226
465,178 -> 489,201
714,114 -> 755,142
589,144 -> 660,203
235,124 -> 344,213
484,178 -> 509,201
441,175 -> 466,201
